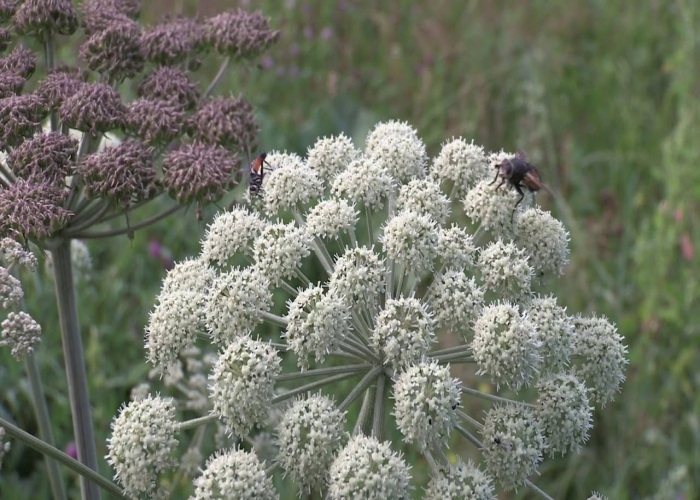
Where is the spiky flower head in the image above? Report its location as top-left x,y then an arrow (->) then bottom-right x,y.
382,210 -> 439,275
79,140 -> 154,207
141,17 -> 202,66
328,246 -> 384,310
396,178 -> 451,224
572,314 -> 628,406
205,267 -> 272,346
261,152 -> 324,213
437,225 -> 477,270
252,221 -> 312,287
161,143 -> 236,205
14,0 -> 79,38
480,404 -> 544,490
431,138 -> 490,198
204,9 -> 279,60
393,360 -> 461,449
7,132 -> 78,184
124,98 -> 183,146
1,311 -> 41,360
365,120 -> 427,183
463,179 -> 523,239
371,297 -> 436,371
106,395 -> 179,499
209,336 -> 281,436
192,448 -> 278,500
527,295 -> 574,372
138,66 -> 199,111
80,17 -> 145,82
332,156 -> 395,210
516,207 -> 570,278
477,239 -> 533,299
328,435 -> 411,500
189,96 -> 258,153
306,133 -> 361,184
0,71 -> 25,99
201,208 -> 265,269
536,372 -> 592,456
37,66 -> 87,109
427,269 -> 484,335
471,303 -> 540,390
424,460 -> 496,500
276,394 -> 347,493
60,82 -> 125,135
284,285 -> 351,369
0,94 -> 46,148
305,198 -> 358,240
0,46 -> 36,79
0,179 -> 71,239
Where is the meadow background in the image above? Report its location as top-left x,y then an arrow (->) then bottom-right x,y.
1,0 -> 699,498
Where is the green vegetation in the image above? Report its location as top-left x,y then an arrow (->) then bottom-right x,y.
2,0 -> 698,498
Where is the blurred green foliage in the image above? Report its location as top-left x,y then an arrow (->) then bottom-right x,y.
2,0 -> 700,498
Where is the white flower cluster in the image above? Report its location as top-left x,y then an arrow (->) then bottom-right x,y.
111,122 -> 626,498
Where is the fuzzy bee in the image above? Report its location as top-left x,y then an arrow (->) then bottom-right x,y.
490,150 -> 553,221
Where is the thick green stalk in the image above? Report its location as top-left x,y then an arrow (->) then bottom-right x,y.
26,355 -> 67,500
51,240 -> 101,500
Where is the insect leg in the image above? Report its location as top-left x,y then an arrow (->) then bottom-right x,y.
511,184 -> 525,222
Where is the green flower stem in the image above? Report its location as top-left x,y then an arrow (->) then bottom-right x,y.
435,353 -> 475,364
456,409 -> 483,430
340,336 -> 378,362
328,350 -> 368,362
459,384 -> 536,407
364,208 -> 374,245
171,424 -> 207,489
67,204 -> 185,239
371,374 -> 386,440
51,241 -> 102,500
352,388 -> 373,435
273,372 -> 361,405
454,423 -> 482,449
385,257 -> 394,302
63,202 -> 110,236
349,310 -> 372,340
0,417 -> 126,499
265,461 -> 280,477
292,207 -> 334,275
525,480 -> 556,500
428,344 -> 472,357
275,363 -> 372,382
293,267 -> 312,287
201,56 -> 231,102
339,366 -> 382,412
279,280 -> 299,297
347,227 -> 358,248
260,311 -> 288,328
25,354 -> 67,500
176,414 -> 217,432
422,449 -> 441,474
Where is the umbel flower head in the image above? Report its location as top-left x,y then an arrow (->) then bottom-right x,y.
117,121 -> 627,497
0,5 -> 277,244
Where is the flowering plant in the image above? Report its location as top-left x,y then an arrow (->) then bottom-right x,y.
109,121 -> 628,499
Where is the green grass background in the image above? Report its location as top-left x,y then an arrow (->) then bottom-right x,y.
2,0 -> 700,498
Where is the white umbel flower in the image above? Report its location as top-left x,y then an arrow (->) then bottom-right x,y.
328,435 -> 411,500
480,404 -> 544,491
516,207 -> 570,278
0,267 -> 22,309
305,198 -> 359,240
284,285 -> 351,369
276,394 -> 347,493
424,459 -> 496,500
371,297 -> 436,371
382,210 -> 439,275
396,178 -> 451,224
328,246 -> 384,311
463,180 -> 524,238
427,269 -> 484,336
332,156 -> 395,210
201,208 -> 266,268
107,395 -> 179,499
1,311 -> 41,360
209,337 -> 281,436
393,360 -> 461,449
192,447 -> 278,500
477,239 -> 533,299
527,295 -> 574,373
306,133 -> 361,184
253,221 -> 312,286
263,153 -> 323,213
471,303 -> 541,390
365,120 -> 427,183
437,225 -> 477,270
430,138 -> 490,199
